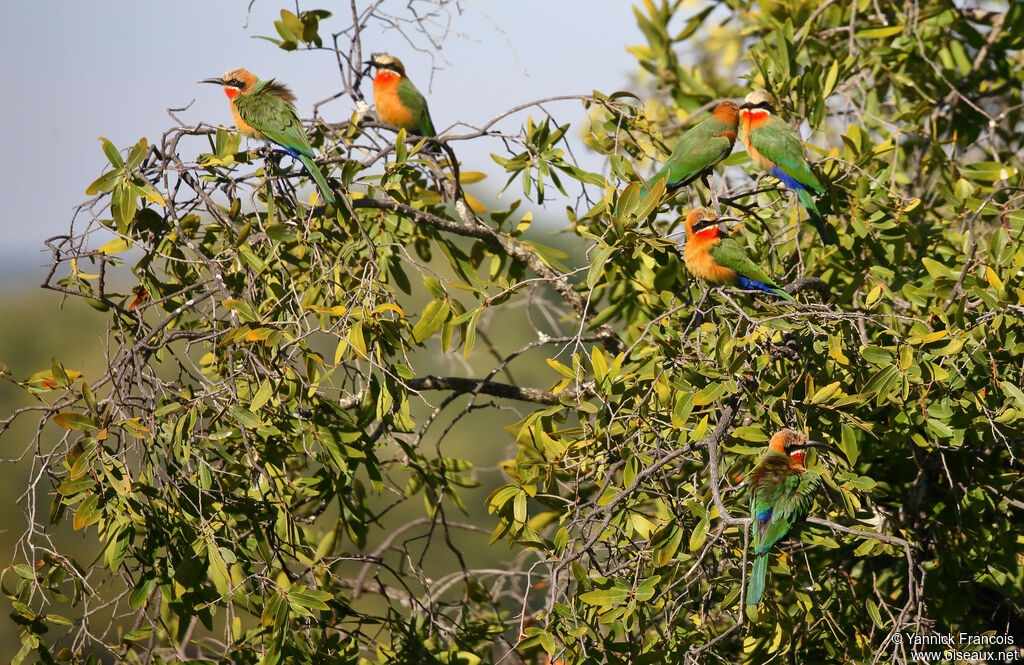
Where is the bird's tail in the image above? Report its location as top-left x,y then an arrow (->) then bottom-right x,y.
746,554 -> 768,605
297,154 -> 336,205
796,188 -> 837,246
421,137 -> 442,155
734,276 -> 796,302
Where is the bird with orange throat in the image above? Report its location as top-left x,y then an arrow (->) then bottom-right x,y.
740,90 -> 835,244
200,68 -> 335,204
366,53 -> 438,152
746,429 -> 836,605
681,208 -> 795,300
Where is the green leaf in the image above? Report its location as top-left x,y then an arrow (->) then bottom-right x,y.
99,136 -> 124,168
615,182 -> 641,218
73,493 -> 101,530
128,576 -> 157,610
207,543 -> 231,595
962,161 -> 1018,182
411,299 -> 451,344
250,379 -> 273,411
822,60 -> 839,99
579,587 -> 630,607
866,598 -> 885,628
286,585 -> 332,612
228,405 -> 263,429
98,237 -> 132,255
53,412 -> 98,431
587,246 -> 615,289
810,381 -> 841,404
85,169 -> 121,195
126,138 -> 148,170
856,25 -> 903,39
689,517 -> 708,551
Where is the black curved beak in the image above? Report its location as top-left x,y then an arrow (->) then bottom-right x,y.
794,440 -> 846,461
198,78 -> 224,85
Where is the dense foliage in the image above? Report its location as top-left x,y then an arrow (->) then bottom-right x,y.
4,1 -> 1023,663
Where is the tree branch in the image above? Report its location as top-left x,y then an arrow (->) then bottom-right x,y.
352,197 -> 624,352
338,375 -> 587,409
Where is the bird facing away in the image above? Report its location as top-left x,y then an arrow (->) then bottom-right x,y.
200,68 -> 335,204
682,208 -> 795,301
746,429 -> 831,605
366,53 -> 437,150
641,101 -> 739,198
740,90 -> 835,245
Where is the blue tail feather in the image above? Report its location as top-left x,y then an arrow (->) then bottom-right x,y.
735,275 -> 777,295
771,166 -> 836,245
770,166 -> 811,192
273,143 -> 305,160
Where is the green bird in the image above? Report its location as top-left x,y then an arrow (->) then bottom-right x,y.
641,100 -> 739,198
201,68 -> 335,204
746,429 -> 832,605
682,208 -> 796,301
367,53 -> 438,152
740,90 -> 835,244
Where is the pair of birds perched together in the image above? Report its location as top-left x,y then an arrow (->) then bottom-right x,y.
201,60 -> 831,606
647,91 -> 837,302
200,53 -> 435,206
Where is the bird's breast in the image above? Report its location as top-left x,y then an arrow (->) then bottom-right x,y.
684,238 -> 737,285
740,111 -> 775,170
373,76 -> 415,129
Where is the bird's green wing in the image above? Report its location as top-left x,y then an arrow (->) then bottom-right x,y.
663,134 -> 732,186
748,117 -> 823,192
709,238 -> 781,287
396,78 -> 436,137
756,469 -> 821,552
645,116 -> 734,193
235,79 -> 316,158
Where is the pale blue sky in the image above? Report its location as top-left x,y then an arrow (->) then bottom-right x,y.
0,1 -> 642,280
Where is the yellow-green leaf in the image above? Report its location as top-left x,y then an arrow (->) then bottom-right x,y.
99,237 -> 132,255
411,299 -> 451,344
53,412 -> 98,431
810,381 -> 841,404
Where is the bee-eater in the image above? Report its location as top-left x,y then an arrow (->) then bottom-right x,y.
740,90 -> 835,245
746,429 -> 832,605
200,68 -> 335,204
682,208 -> 795,301
641,101 -> 739,198
366,53 -> 437,150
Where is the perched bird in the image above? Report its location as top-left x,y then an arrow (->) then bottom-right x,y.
366,54 -> 437,150
746,429 -> 833,605
740,90 -> 835,245
641,101 -> 739,198
681,208 -> 795,301
200,68 -> 334,204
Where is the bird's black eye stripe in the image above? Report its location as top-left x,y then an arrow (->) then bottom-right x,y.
227,79 -> 243,88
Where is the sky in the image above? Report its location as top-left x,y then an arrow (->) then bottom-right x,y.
0,1 -> 643,283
